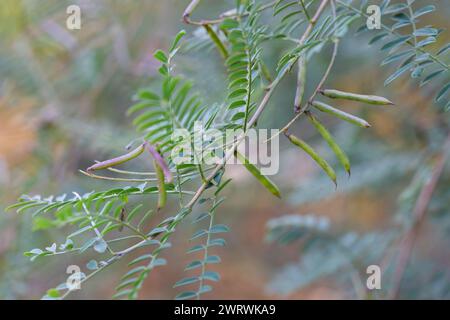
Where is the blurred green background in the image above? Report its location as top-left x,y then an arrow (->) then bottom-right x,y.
0,0 -> 449,299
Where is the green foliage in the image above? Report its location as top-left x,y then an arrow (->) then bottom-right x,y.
341,0 -> 450,110
264,0 -> 450,299
221,5 -> 266,130
267,213 -> 395,296
174,197 -> 227,300
268,125 -> 449,298
114,208 -> 189,300
128,31 -> 214,156
6,0 -> 449,300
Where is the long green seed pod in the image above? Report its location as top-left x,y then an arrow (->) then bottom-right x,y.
234,151 -> 281,198
153,159 -> 166,211
286,133 -> 337,186
203,24 -> 229,59
294,54 -> 307,113
320,89 -> 394,105
86,143 -> 146,171
311,101 -> 371,128
307,112 -> 351,175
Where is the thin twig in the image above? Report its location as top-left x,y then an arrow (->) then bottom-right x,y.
80,170 -> 156,182
73,192 -> 114,255
106,167 -> 156,176
298,0 -> 329,44
389,133 -> 450,299
301,0 -> 337,107
60,234 -> 155,299
183,0 -> 202,24
266,0 -> 334,143
87,212 -> 148,239
196,199 -> 216,300
307,0 -> 338,102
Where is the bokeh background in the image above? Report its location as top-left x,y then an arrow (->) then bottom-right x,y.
0,0 -> 449,299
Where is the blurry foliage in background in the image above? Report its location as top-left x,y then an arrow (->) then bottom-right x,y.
266,0 -> 450,300
0,0 -> 449,300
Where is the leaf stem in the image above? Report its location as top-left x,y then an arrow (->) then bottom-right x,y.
196,200 -> 216,299
73,192 -> 115,255
80,170 -> 156,182
299,0 -> 312,22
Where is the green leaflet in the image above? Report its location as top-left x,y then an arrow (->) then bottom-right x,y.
234,151 -> 281,198
128,33 -> 213,158
308,113 -> 351,175
286,133 -> 337,186
169,30 -> 186,54
154,50 -> 168,63
320,89 -> 394,106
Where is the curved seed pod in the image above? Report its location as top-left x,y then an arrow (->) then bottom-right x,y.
153,159 -> 167,211
86,143 -> 146,171
320,89 -> 394,105
146,143 -> 173,183
294,54 -> 307,113
311,101 -> 371,128
286,133 -> 337,186
307,112 -> 351,175
234,151 -> 281,198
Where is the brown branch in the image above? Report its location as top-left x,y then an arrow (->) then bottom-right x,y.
183,0 -> 202,24
389,133 -> 450,299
